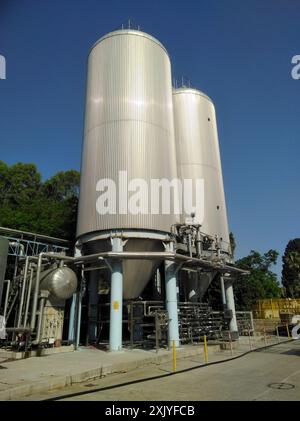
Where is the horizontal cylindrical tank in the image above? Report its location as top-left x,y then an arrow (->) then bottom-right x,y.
39,267 -> 77,300
77,29 -> 179,298
173,88 -> 230,253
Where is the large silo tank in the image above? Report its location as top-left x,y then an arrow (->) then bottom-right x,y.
173,88 -> 230,254
77,29 -> 179,299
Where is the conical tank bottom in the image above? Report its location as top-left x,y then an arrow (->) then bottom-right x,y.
81,237 -> 164,300
123,239 -> 163,299
181,271 -> 217,301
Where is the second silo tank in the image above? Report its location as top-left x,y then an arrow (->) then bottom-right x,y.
173,88 -> 230,254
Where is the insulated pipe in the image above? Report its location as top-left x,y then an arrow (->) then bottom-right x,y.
34,290 -> 48,345
23,266 -> 34,328
30,253 -> 43,330
220,276 -> 227,308
165,242 -> 180,348
225,279 -> 239,339
195,229 -> 202,258
109,237 -> 123,352
17,257 -> 29,327
3,279 -> 10,319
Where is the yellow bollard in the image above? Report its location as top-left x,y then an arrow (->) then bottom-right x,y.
172,340 -> 176,372
204,335 -> 209,364
286,323 -> 291,339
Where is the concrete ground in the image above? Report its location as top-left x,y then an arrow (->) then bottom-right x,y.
24,339 -> 300,401
0,342 -> 221,400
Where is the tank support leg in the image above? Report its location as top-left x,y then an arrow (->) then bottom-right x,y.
165,243 -> 180,348
225,279 -> 239,339
109,237 -> 123,352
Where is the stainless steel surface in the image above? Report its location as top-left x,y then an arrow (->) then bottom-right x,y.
173,88 -> 230,252
82,234 -> 165,299
39,267 -> 78,300
77,29 -> 179,299
77,29 -> 178,235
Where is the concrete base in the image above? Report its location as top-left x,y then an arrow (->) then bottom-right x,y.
220,341 -> 240,351
0,345 -> 74,360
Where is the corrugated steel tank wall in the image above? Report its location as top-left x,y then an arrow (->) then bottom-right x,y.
172,88 -> 230,252
77,29 -> 179,238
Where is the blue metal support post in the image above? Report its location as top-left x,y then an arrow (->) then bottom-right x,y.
109,237 -> 123,351
165,242 -> 180,347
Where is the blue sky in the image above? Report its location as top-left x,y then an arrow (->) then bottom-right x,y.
0,0 -> 299,278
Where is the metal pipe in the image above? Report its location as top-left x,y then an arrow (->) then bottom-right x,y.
9,241 -> 25,257
6,327 -> 31,332
74,250 -> 248,275
68,293 -> 76,343
0,226 -> 68,244
225,279 -> 239,339
109,237 -> 123,351
195,229 -> 202,258
30,253 -> 43,330
17,257 -> 29,327
34,291 -> 48,344
23,265 -> 34,328
41,252 -> 73,261
3,279 -> 10,319
75,288 -> 82,349
220,276 -> 226,308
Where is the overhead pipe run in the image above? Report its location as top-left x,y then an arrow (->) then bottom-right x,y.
72,250 -> 248,276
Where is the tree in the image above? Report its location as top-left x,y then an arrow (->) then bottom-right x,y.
282,239 -> 300,298
203,249 -> 281,311
0,162 -> 80,243
43,170 -> 80,200
229,232 -> 236,258
233,250 -> 281,310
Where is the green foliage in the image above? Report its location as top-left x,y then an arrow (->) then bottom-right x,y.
233,249 -> 281,310
282,239 -> 300,298
229,232 -> 236,258
0,161 -> 79,243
